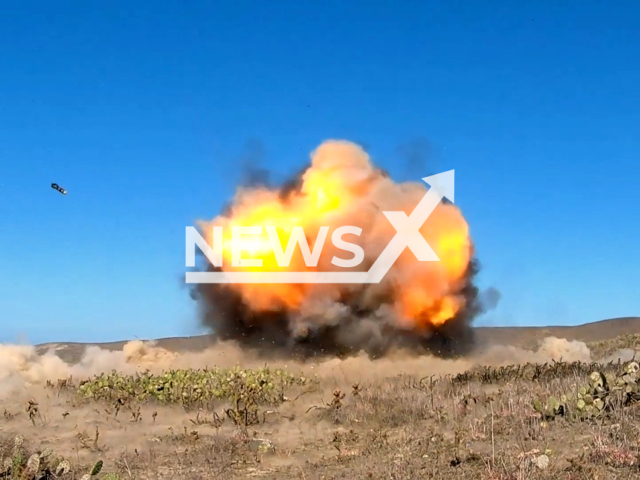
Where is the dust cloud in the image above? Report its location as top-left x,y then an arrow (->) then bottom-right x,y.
0,335 -> 633,399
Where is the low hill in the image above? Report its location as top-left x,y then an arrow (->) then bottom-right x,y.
35,316 -> 640,364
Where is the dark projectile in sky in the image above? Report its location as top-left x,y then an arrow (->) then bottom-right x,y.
51,183 -> 67,195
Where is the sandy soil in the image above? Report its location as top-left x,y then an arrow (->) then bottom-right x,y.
1,317 -> 639,479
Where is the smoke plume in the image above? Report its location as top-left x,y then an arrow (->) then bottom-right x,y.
190,139 -> 490,359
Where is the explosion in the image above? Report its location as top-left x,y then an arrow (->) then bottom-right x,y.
191,140 -> 484,358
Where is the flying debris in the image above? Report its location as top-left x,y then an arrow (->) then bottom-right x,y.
51,183 -> 67,195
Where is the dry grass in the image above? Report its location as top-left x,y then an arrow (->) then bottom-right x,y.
588,334 -> 640,359
3,334 -> 640,479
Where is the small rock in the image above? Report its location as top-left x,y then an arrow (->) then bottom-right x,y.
534,454 -> 550,470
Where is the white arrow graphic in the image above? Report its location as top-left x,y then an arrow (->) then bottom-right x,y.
185,170 -> 455,284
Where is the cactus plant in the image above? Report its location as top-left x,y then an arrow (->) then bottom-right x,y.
531,362 -> 640,422
76,366 -> 312,408
532,395 -> 567,420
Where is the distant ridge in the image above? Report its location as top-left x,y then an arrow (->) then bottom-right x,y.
34,316 -> 640,364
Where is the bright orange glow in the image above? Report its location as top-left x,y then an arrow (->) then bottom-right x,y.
198,140 -> 474,329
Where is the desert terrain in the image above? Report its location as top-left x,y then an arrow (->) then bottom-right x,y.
1,316 -> 640,480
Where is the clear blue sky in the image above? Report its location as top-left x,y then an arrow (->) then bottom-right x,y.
1,1 -> 638,344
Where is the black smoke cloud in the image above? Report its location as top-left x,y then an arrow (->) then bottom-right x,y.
188,140 -> 491,361
189,260 -> 484,360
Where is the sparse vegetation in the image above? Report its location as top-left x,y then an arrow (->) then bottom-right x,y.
75,366 -> 311,406
3,333 -> 640,479
0,433 -> 115,479
588,334 -> 640,359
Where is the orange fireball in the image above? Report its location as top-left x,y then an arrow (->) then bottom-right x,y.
197,140 -> 474,330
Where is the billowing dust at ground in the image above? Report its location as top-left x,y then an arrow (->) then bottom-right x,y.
0,335 -> 620,396
0,336 -> 635,477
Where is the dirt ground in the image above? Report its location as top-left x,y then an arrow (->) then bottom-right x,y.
2,316 -> 640,480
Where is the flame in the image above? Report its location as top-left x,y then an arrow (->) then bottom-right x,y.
198,140 -> 474,330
